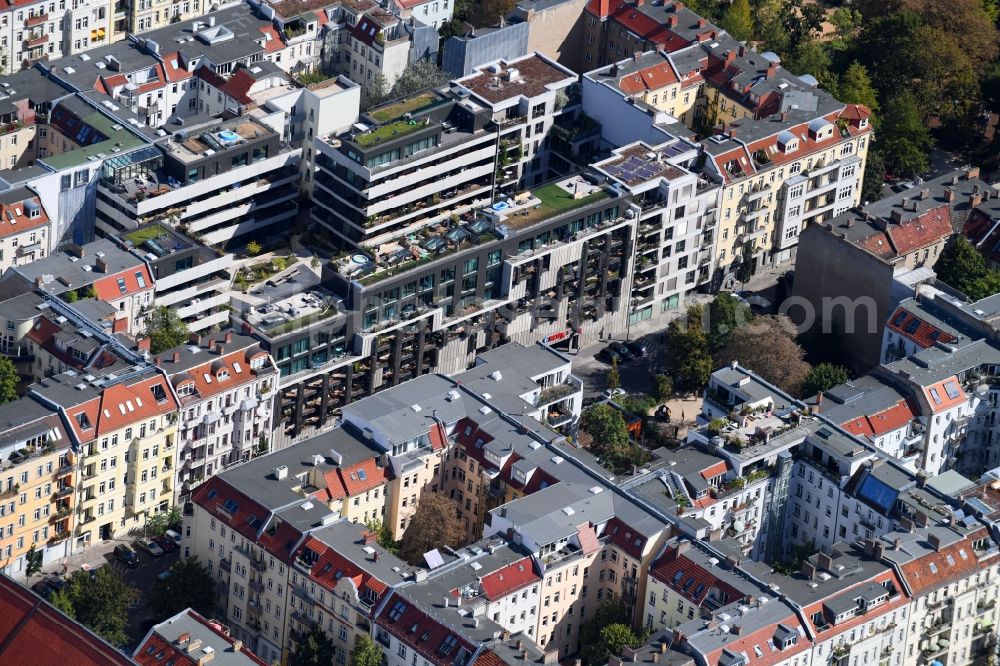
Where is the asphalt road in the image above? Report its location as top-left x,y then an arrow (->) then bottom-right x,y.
572,333 -> 664,401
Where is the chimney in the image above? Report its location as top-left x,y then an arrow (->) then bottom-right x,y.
67,243 -> 85,258
651,655 -> 659,664
873,541 -> 885,560
697,17 -> 706,27
945,188 -> 956,203
673,1 -> 684,11
633,51 -> 642,61
137,338 -> 151,352
846,218 -> 855,229
728,129 -> 736,139
231,640 -> 243,652
726,50 -> 735,63
890,209 -> 904,224
634,0 -> 644,6
609,657 -> 623,666
893,537 -> 902,550
362,529 -> 378,545
214,343 -> 224,355
817,552 -> 833,571
660,642 -> 668,654
34,277 -> 44,288
928,532 -> 941,551
766,62 -> 777,79
919,188 -> 930,200
172,351 -> 180,363
622,647 -> 638,662
815,391 -> 824,409
666,15 -> 678,27
154,356 -> 161,367
198,652 -> 215,666
189,333 -> 201,345
675,540 -> 690,556
967,166 -> 981,180
800,561 -> 817,579
177,633 -> 191,645
738,44 -> 746,57
373,551 -> 380,562
914,511 -> 929,527
224,331 -> 233,343
186,640 -> 203,654
970,193 -> 983,208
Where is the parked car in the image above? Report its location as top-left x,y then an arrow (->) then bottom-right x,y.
140,539 -> 164,558
31,580 -> 53,598
153,535 -> 177,553
164,529 -> 182,545
603,387 -> 626,400
595,347 -> 621,364
609,342 -> 635,361
624,340 -> 648,358
114,544 -> 139,568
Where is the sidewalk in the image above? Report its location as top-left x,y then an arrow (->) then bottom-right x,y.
40,538 -> 125,576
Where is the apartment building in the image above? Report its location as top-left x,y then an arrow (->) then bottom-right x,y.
135,608 -> 270,666
592,140 -> 719,319
30,368 -> 178,543
792,168 -> 986,369
313,52 -> 576,248
95,115 -> 301,248
1,238 -> 154,337
0,398 -> 75,577
257,173 -> 630,439
154,331 -> 278,499
582,0 -> 712,70
386,0 -> 453,30
0,0 -> 112,74
0,188 -> 52,273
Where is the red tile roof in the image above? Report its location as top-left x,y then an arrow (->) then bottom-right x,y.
63,374 -> 178,442
91,264 -> 154,302
220,68 -> 256,106
697,615 -> 810,666
649,545 -> 744,608
576,522 -> 601,556
478,557 -> 540,601
0,575 -> 133,666
840,398 -> 917,438
259,25 -> 286,53
375,592 -> 479,666
922,376 -> 966,414
855,205 -> 953,260
606,517 -> 648,560
617,60 -> 678,94
318,457 -> 388,500
0,194 -> 50,238
605,1 -> 689,52
164,345 -> 270,403
297,536 -> 390,599
898,528 -> 998,596
886,306 -> 956,350
800,569 -> 909,637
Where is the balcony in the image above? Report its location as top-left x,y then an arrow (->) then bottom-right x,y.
220,558 -> 232,572
250,557 -> 267,572
54,485 -> 73,499
23,34 -> 48,49
24,13 -> 47,27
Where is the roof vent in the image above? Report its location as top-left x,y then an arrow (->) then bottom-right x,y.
410,403 -> 422,413
447,389 -> 460,402
312,454 -> 324,466
489,370 -> 502,381
274,465 -> 288,480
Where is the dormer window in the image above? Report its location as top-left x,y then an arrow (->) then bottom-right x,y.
860,118 -> 868,128
217,369 -> 229,380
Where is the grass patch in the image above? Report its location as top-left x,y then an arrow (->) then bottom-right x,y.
369,92 -> 437,123
355,120 -> 427,148
508,182 -> 610,228
124,224 -> 170,246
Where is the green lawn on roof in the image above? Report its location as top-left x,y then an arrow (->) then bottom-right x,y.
369,92 -> 437,123
124,224 -> 169,246
510,182 -> 610,227
355,120 -> 426,148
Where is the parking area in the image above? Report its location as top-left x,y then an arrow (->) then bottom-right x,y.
573,334 -> 663,402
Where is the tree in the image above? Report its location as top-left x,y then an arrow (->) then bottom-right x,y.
579,602 -> 632,666
365,518 -> 398,552
149,557 -> 217,621
780,0 -> 825,56
828,8 -> 863,51
715,316 -> 811,397
56,567 -> 138,647
804,363 -> 850,396
246,240 -> 262,256
351,634 -> 384,666
0,354 -> 18,405
719,0 -> 753,42
64,289 -> 79,303
860,149 -> 887,204
785,40 -> 835,92
655,374 -> 673,403
580,403 -> 630,450
469,0 -> 517,27
292,624 -> 336,666
399,492 -> 465,565
24,544 -> 42,578
362,72 -> 389,110
837,62 -> 879,115
387,59 -> 450,100
145,505 -> 181,536
148,306 -> 190,354
934,235 -> 1000,300
664,305 -> 713,390
599,624 -> 641,660
606,355 -> 621,391
708,293 -> 753,353
877,92 -> 932,178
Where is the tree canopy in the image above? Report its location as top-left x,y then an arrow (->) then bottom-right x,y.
149,557 -> 218,621
579,403 -> 648,474
719,0 -> 753,42
399,492 -> 465,565
52,567 -> 138,647
804,363 -> 851,397
934,235 -> 1000,300
292,624 -> 336,666
877,92 -> 933,178
351,634 -> 385,666
579,603 -> 636,666
708,293 -> 753,353
714,315 -> 811,397
0,354 -> 18,405
148,306 -> 190,355
663,305 -> 713,390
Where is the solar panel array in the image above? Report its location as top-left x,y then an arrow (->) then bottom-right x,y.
605,155 -> 662,183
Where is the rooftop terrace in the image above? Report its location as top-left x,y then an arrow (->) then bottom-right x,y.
367,92 -> 440,123
167,117 -> 274,163
240,289 -> 343,337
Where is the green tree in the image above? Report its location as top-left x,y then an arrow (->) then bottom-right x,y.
780,0 -> 825,55
708,293 -> 753,353
148,306 -> 190,354
387,59 -> 450,99
934,235 -> 1000,299
56,567 -> 138,647
399,493 -> 464,565
0,355 -> 18,405
149,557 -> 217,621
877,92 -> 932,177
24,544 -> 42,578
719,0 -> 753,42
362,72 -> 389,110
715,316 -> 811,397
64,289 -> 79,303
579,602 -> 632,666
829,8 -> 863,50
861,150 -> 887,203
804,363 -> 850,396
754,0 -> 790,56
580,403 -> 630,450
292,624 -> 336,666
837,61 -> 879,115
655,374 -> 673,402
664,305 -> 713,390
785,40 -> 835,91
365,518 -> 398,553
599,624 -> 641,661
606,355 -> 621,391
350,634 -> 384,666
246,240 -> 262,256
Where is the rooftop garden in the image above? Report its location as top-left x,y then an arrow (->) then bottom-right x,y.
369,92 -> 438,123
507,182 -> 610,228
355,119 -> 429,148
123,224 -> 170,247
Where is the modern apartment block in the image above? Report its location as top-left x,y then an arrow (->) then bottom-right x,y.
313,52 -> 576,247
